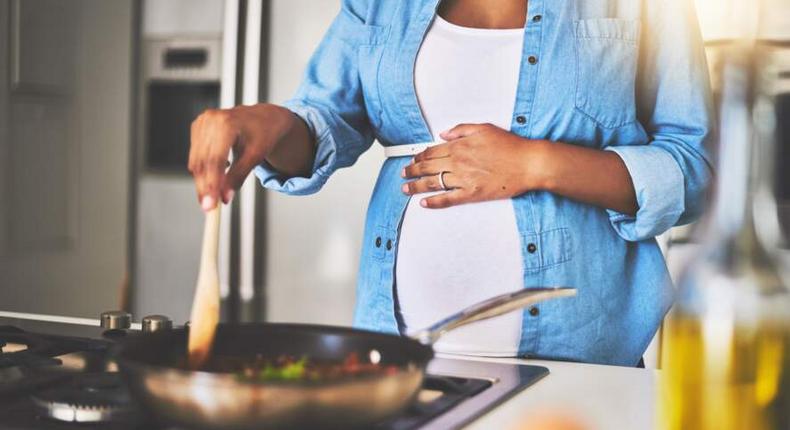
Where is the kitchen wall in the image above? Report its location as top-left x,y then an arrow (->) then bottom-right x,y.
696,0 -> 790,40
0,0 -> 134,317
263,0 -> 384,325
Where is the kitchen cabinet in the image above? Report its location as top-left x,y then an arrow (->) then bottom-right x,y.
0,0 -> 134,317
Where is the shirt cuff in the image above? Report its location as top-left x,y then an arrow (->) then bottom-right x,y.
253,101 -> 338,196
605,145 -> 685,242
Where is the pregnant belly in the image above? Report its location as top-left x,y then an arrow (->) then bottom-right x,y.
395,192 -> 525,356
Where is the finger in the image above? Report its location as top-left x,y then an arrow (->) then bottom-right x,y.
402,176 -> 441,195
402,172 -> 460,195
402,158 -> 452,179
193,167 -> 206,205
200,126 -> 237,211
413,142 -> 451,162
439,123 -> 494,140
188,116 -> 202,174
202,157 -> 228,209
189,110 -> 223,210
420,189 -> 468,209
221,157 -> 256,203
189,115 -> 208,203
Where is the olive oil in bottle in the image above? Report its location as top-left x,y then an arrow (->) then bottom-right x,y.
660,29 -> 790,430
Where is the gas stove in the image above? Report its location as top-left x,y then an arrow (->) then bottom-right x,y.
0,311 -> 548,430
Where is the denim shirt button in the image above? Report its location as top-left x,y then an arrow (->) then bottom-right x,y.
386,239 -> 393,250
527,243 -> 537,253
516,115 -> 527,124
532,15 -> 542,23
529,306 -> 540,317
528,56 -> 538,65
375,237 -> 382,248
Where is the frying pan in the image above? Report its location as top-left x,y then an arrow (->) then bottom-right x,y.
116,287 -> 575,429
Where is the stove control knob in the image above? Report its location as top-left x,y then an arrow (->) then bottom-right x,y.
100,311 -> 131,330
142,315 -> 173,333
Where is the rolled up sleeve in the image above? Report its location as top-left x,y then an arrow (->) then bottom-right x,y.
605,145 -> 685,240
605,0 -> 715,242
254,1 -> 375,196
255,100 -> 371,196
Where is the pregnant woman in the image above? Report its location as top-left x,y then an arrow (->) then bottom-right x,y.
189,0 -> 713,366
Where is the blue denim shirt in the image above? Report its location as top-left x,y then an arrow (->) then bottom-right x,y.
256,0 -> 714,366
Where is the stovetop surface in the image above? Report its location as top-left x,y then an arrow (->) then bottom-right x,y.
0,314 -> 548,430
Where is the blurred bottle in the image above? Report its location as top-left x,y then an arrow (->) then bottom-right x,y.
660,4 -> 790,429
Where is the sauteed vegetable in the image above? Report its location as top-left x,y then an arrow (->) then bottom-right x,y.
239,356 -> 308,381
181,352 -> 400,382
235,352 -> 400,382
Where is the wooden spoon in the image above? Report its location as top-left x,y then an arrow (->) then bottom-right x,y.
187,205 -> 221,369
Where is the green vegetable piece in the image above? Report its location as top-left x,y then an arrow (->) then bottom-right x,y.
260,363 -> 279,380
279,357 -> 307,380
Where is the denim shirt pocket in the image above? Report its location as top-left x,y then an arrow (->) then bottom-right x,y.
522,228 -> 573,273
574,19 -> 641,129
333,12 -> 390,131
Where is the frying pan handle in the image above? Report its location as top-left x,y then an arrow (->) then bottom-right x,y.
410,287 -> 577,345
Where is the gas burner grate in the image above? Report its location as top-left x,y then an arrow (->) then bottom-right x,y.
0,327 -> 62,369
0,326 -> 109,366
0,326 -> 113,396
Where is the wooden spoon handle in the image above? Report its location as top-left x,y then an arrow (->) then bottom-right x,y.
187,205 -> 221,369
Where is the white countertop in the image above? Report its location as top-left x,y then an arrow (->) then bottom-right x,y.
439,355 -> 658,430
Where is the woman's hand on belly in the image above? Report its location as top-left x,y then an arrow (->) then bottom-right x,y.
401,123 -> 551,209
401,123 -> 638,215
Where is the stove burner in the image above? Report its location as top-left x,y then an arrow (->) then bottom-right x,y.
0,326 -> 110,370
0,317 -> 548,430
0,328 -> 63,369
31,373 -> 133,423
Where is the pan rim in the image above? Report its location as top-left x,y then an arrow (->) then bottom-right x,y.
115,322 -> 434,387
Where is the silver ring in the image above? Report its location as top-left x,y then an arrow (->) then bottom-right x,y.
437,171 -> 448,191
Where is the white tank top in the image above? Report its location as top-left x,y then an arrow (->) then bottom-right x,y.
395,15 -> 525,356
